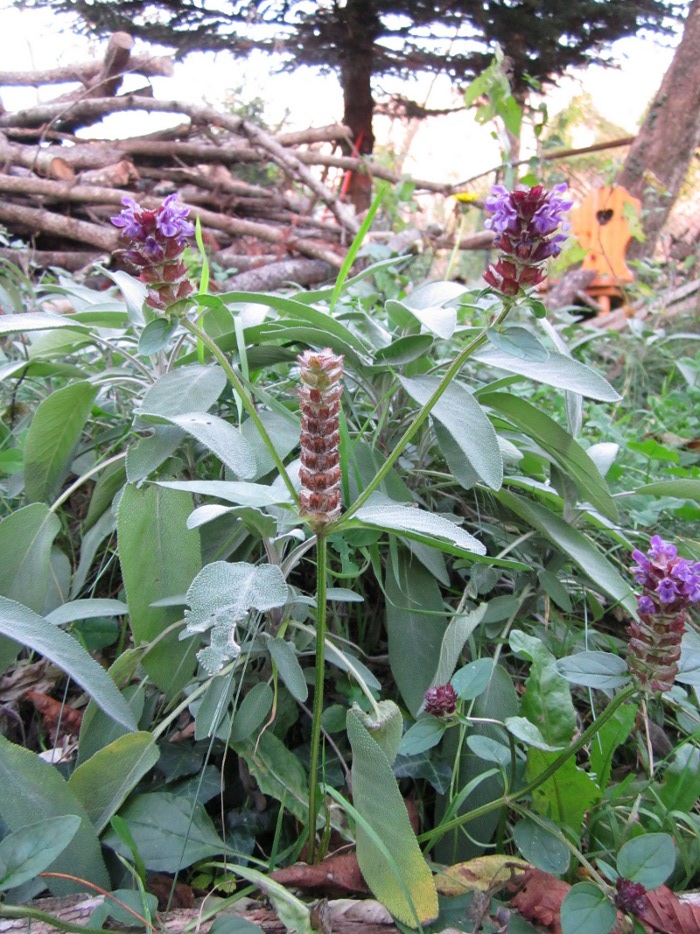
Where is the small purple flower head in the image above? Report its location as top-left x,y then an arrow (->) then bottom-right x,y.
627,536 -> 700,693
111,193 -> 195,313
423,684 -> 458,717
483,182 -> 572,298
614,878 -> 647,918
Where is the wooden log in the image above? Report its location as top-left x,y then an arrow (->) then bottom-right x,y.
0,52 -> 174,88
0,248 -> 106,272
0,202 -> 118,250
224,258 -> 334,291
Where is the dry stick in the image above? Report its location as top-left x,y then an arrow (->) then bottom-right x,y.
0,52 -> 173,87
0,202 -> 118,250
240,119 -> 360,236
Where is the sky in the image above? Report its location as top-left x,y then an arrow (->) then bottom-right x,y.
0,5 -> 681,185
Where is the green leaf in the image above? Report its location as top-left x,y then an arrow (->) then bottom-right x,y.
156,479 -> 292,508
400,376 -> 503,491
103,792 -> 225,873
487,326 -> 549,362
525,749 -> 601,836
45,598 -> 128,626
466,735 -> 510,767
0,816 -> 80,892
117,484 -> 202,696
474,347 -> 621,401
185,561 -> 288,674
355,494 -> 486,557
398,718 -> 446,756
617,833 -> 675,889
233,730 -> 308,823
386,281 -> 467,339
24,381 -> 99,503
374,334 -> 434,365
347,704 -> 439,927
138,316 -> 179,354
126,425 -> 184,484
268,637 -> 308,703
555,651 -> 631,690
631,478 -> 700,502
560,882 -> 616,934
657,745 -> 700,812
229,683 -> 274,744
68,732 -> 160,833
496,490 -> 636,614
139,365 -> 226,418
511,630 -> 576,746
431,605 -> 487,687
139,411 -> 256,479
512,816 -> 570,875
451,659 -> 494,701
590,704 -> 637,791
483,393 -> 616,521
193,671 -> 235,741
505,717 -> 563,752
385,550 -> 448,716
0,735 -> 110,895
90,888 -> 158,929
0,597 -> 136,730
0,312 -> 87,335
0,503 -> 61,671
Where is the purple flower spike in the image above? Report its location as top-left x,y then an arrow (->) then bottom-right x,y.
111,193 -> 195,313
627,535 -> 700,693
483,182 -> 571,298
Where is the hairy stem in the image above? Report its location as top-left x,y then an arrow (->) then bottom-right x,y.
307,533 -> 328,863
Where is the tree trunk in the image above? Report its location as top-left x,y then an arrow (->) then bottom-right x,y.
617,0 -> 700,258
338,0 -> 380,212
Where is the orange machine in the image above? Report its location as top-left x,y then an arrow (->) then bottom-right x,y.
570,185 -> 641,314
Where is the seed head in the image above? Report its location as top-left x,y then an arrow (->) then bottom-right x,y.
298,349 -> 344,528
423,684 -> 458,717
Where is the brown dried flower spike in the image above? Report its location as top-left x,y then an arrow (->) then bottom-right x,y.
298,348 -> 344,528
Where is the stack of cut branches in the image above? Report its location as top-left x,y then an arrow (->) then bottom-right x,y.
0,33 -> 491,290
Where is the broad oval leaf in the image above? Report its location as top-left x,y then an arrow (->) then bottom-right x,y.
451,658 -> 494,701
560,882 -> 617,934
24,381 -> 99,504
398,718 -> 446,757
267,638 -> 308,703
474,346 -> 621,401
0,596 -> 136,731
512,816 -> 570,875
138,365 -> 226,419
617,833 -> 675,889
555,651 -> 631,689
400,376 -> 503,491
486,326 -> 549,362
140,411 -> 256,479
156,479 -> 292,508
354,494 -> 486,557
138,316 -> 179,355
0,735 -> 110,895
229,682 -> 274,744
68,732 -> 160,834
504,716 -> 564,751
0,815 -> 81,892
347,704 -> 439,926
103,792 -> 225,873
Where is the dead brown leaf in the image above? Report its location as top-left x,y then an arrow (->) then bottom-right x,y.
27,691 -> 83,740
642,884 -> 700,933
270,853 -> 369,897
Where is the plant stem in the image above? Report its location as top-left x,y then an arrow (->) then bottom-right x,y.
419,682 -> 638,850
307,532 -> 328,863
333,301 -> 513,527
180,316 -> 298,503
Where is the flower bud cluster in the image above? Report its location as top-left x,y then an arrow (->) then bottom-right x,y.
627,535 -> 700,693
483,183 -> 572,297
298,349 -> 344,527
111,193 -> 195,312
423,684 -> 458,717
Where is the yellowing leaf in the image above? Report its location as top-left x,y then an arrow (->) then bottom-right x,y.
435,855 -> 529,896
